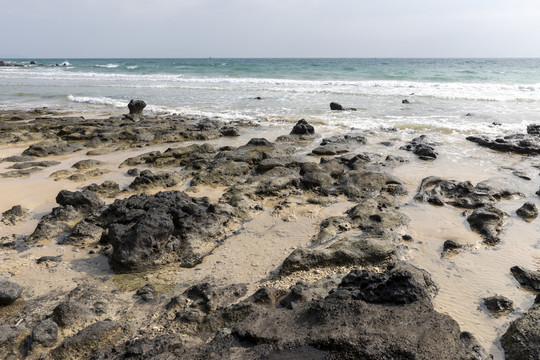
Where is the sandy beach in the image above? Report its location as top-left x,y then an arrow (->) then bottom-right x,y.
0,103 -> 539,359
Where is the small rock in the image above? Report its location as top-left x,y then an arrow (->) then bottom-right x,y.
1,205 -> 27,225
72,159 -> 105,170
52,300 -> 84,327
0,278 -> 23,305
32,319 -> 58,347
219,126 -> 240,137
136,284 -> 155,301
442,240 -> 464,256
516,202 -> 538,221
510,266 -> 540,291
36,255 -> 62,264
512,171 -> 531,180
290,119 -> 315,135
402,99 -> 410,104
483,295 -> 514,316
330,102 -> 356,111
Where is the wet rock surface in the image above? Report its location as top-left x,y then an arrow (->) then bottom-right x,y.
467,124 -> 540,155
401,135 -> 438,160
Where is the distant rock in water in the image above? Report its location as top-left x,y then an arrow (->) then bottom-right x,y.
330,102 -> 356,111
402,99 -> 410,104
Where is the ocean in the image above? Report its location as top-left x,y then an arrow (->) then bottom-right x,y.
1,58 -> 540,136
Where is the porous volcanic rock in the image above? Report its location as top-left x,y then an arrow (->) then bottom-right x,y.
97,190 -> 231,272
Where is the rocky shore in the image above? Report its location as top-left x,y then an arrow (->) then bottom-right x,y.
0,104 -> 539,359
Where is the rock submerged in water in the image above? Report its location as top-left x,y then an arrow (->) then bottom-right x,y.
329,102 -> 356,111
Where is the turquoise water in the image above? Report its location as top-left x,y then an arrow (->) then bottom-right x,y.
1,58 -> 540,135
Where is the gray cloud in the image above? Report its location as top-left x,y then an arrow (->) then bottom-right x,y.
2,0 -> 540,57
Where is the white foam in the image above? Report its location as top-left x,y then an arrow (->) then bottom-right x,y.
95,64 -> 120,68
66,95 -> 126,108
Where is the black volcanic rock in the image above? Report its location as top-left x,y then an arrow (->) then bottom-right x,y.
290,119 -> 314,135
0,278 -> 22,305
467,206 -> 505,245
98,190 -> 230,272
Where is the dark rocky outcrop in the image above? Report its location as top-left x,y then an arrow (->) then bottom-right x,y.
280,235 -> 396,276
400,135 -> 437,160
312,134 -> 367,156
501,302 -> 540,360
334,263 -> 437,304
72,159 -> 105,170
415,176 -> 520,208
467,126 -> 540,155
128,169 -> 188,191
97,190 -> 230,272
466,206 -> 505,245
127,99 -> 146,118
1,205 -> 27,225
510,266 -> 540,291
483,295 -> 513,316
51,320 -> 121,360
441,240 -> 466,257
516,202 -> 538,222
94,265 -> 486,360
52,300 -> 85,327
0,278 -> 22,305
83,180 -> 121,198
290,119 -> 314,135
22,140 -> 82,157
7,160 -> 60,169
26,190 -> 105,243
56,190 -> 104,213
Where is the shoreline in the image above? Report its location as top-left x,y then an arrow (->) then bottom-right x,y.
0,106 -> 539,359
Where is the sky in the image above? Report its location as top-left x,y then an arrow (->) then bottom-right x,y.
2,0 -> 540,58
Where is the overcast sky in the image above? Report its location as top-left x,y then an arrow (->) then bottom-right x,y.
2,0 -> 540,58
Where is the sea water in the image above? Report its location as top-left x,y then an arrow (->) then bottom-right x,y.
1,58 -> 540,137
